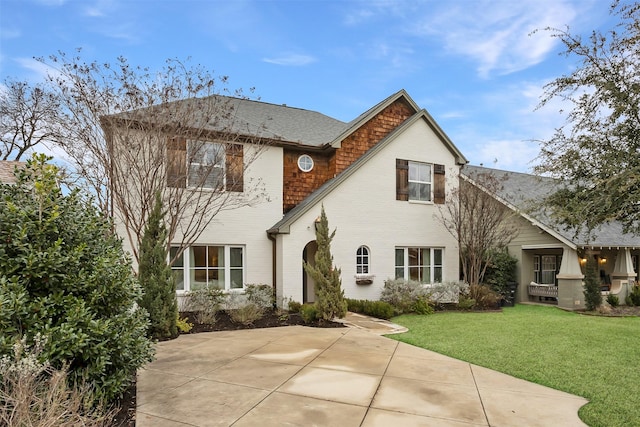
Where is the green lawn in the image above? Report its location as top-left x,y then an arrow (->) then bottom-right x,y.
389,304 -> 640,427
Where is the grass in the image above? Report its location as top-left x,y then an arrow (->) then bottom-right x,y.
389,304 -> 640,427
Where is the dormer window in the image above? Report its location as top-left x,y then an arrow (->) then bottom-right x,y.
297,154 -> 314,172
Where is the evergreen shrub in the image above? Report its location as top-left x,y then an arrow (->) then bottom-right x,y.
0,155 -> 154,403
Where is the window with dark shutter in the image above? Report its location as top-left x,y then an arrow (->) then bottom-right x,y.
396,159 -> 409,201
225,144 -> 244,192
433,164 -> 445,204
167,137 -> 187,188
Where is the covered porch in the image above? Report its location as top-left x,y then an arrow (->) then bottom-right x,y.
517,244 -> 638,310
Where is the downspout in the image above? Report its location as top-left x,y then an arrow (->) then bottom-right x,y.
267,231 -> 277,309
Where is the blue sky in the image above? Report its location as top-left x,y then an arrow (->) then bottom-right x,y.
0,0 -> 619,172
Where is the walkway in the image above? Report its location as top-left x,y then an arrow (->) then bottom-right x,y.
136,315 -> 588,426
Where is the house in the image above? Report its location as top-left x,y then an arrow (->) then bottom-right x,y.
0,161 -> 25,184
108,90 -> 468,305
462,165 -> 640,310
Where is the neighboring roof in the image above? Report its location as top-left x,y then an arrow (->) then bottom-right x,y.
0,161 -> 25,184
461,165 -> 640,249
269,110 -> 466,234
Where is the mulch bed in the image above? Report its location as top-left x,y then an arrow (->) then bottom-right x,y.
112,309 -> 344,426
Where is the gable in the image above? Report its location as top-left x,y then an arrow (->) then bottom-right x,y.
270,111 -> 464,234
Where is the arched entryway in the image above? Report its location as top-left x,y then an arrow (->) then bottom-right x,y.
302,240 -> 318,303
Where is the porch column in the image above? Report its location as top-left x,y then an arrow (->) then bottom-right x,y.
611,248 -> 636,301
612,248 -> 636,280
556,246 -> 585,310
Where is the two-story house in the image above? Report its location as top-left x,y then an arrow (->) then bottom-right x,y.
109,89 -> 468,305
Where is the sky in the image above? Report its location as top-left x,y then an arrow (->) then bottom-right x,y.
0,0 -> 622,173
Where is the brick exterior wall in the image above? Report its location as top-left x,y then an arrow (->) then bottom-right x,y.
282,99 -> 414,212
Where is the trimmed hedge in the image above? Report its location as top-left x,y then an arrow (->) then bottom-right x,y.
346,299 -> 394,320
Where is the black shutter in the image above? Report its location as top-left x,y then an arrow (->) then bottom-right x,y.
396,159 -> 409,201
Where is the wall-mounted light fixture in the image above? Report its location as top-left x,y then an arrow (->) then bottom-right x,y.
314,216 -> 321,231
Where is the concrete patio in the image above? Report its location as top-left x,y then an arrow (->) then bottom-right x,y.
136,319 -> 588,426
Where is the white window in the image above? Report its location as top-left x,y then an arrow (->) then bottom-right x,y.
356,246 -> 370,274
395,247 -> 443,283
170,245 -> 244,292
533,255 -> 558,285
408,161 -> 432,202
297,154 -> 314,172
187,141 -> 225,188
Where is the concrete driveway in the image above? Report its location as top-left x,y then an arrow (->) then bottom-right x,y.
136,322 -> 588,426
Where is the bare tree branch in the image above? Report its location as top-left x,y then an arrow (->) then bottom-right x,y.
437,169 -> 518,286
0,79 -> 63,161
38,51 -> 270,266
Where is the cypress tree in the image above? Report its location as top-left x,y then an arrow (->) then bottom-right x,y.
139,192 -> 178,339
304,205 -> 347,320
583,253 -> 602,311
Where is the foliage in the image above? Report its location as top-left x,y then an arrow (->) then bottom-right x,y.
0,78 -> 62,161
381,279 -> 433,315
390,304 -> 640,427
428,281 -> 468,304
226,292 -> 265,325
138,193 -> 178,340
0,155 -> 154,404
183,288 -> 226,325
629,285 -> 640,306
0,335 -> 114,427
299,303 -> 318,323
437,171 -> 518,286
345,299 -> 395,320
483,248 -> 518,299
176,315 -> 193,333
244,284 -> 274,308
583,254 -> 603,311
303,206 -> 347,320
535,1 -> 640,237
465,284 -> 501,310
457,296 -> 476,311
36,52 -> 267,265
606,294 -> 620,307
412,297 -> 435,315
287,300 -> 302,313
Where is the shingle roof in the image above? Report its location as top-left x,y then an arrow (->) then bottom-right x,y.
0,161 -> 25,184
461,165 -> 640,248
109,95 -> 349,147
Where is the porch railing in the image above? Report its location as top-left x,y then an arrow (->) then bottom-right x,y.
528,282 -> 558,298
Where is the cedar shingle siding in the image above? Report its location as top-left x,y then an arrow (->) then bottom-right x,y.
283,99 -> 414,212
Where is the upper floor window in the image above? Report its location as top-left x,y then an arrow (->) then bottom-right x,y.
395,247 -> 443,283
408,161 -> 431,202
170,245 -> 244,292
396,159 -> 445,204
297,154 -> 314,172
167,137 -> 243,192
356,245 -> 370,274
188,141 -> 225,189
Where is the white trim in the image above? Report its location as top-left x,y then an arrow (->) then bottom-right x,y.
171,244 -> 245,292
297,154 -> 314,172
522,244 -> 567,250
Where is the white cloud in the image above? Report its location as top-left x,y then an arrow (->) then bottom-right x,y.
410,0 -> 579,78
263,54 -> 316,66
13,57 -> 60,83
